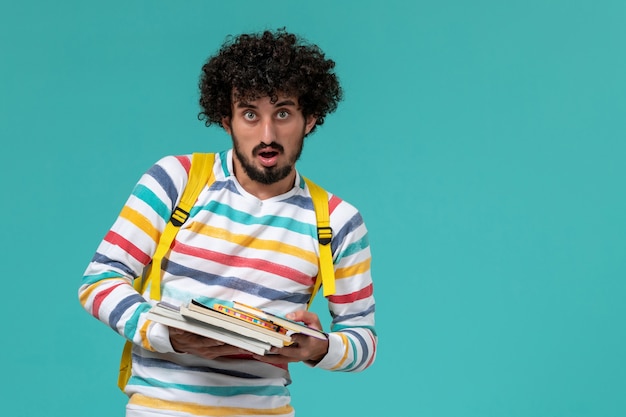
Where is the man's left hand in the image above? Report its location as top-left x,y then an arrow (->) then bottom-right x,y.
252,310 -> 329,365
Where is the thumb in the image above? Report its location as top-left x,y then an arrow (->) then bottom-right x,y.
286,310 -> 322,330
285,310 -> 307,322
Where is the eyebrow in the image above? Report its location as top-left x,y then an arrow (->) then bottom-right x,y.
274,99 -> 297,107
236,99 -> 298,109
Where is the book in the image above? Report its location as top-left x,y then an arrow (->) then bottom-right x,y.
211,303 -> 287,334
146,299 -> 328,357
145,302 -> 272,355
181,301 -> 291,348
231,301 -> 327,341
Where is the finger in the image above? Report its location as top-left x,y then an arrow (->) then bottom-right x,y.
286,311 -> 322,330
201,339 -> 226,347
169,327 -> 185,336
290,334 -> 308,345
252,353 -> 293,365
197,345 -> 249,359
269,344 -> 304,360
285,310 -> 308,322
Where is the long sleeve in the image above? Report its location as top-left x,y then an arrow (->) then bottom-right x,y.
78,155 -> 191,353
316,195 -> 377,372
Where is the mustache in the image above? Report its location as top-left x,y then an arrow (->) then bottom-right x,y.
252,142 -> 284,154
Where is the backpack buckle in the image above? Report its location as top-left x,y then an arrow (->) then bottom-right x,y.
317,226 -> 333,245
170,206 -> 189,227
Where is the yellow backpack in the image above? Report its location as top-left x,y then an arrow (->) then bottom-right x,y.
118,152 -> 336,390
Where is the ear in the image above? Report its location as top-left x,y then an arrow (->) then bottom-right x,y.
304,115 -> 317,135
222,116 -> 232,134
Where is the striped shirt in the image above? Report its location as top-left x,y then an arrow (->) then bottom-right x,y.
79,150 -> 377,416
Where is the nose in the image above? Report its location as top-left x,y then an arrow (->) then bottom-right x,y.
260,119 -> 277,145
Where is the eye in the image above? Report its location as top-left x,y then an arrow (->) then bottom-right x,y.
243,111 -> 256,121
276,110 -> 289,120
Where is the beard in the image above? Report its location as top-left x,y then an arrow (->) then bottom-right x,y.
232,132 -> 305,185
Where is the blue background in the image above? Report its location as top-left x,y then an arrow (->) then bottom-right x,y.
1,1 -> 625,416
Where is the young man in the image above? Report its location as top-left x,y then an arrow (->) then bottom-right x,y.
79,29 -> 376,417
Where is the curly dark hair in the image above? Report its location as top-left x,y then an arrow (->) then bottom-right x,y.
198,29 -> 342,134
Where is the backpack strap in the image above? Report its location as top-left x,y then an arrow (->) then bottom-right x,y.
304,177 -> 336,309
140,153 -> 215,300
119,152 -> 215,391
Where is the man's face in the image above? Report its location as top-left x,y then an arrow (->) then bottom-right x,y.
223,94 -> 317,186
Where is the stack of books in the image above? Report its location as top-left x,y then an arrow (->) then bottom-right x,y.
146,299 -> 327,355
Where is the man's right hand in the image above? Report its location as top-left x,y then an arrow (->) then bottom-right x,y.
169,327 -> 249,359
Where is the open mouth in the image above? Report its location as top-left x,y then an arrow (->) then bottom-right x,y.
257,149 -> 280,167
258,150 -> 279,158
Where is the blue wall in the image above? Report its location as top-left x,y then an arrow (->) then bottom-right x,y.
1,1 -> 625,416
